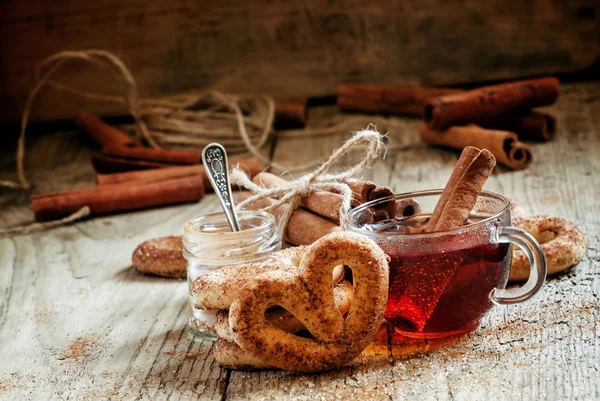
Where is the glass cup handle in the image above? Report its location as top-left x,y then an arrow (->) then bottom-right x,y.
490,226 -> 547,305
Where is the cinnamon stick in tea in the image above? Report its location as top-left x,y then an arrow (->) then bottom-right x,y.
479,110 -> 556,142
274,98 -> 308,129
31,175 -> 205,221
96,157 -> 263,192
424,77 -> 559,130
394,148 -> 496,331
419,124 -> 532,170
74,111 -> 138,147
433,149 -> 496,231
338,84 -> 460,116
425,147 -> 481,232
236,192 -> 342,246
102,144 -> 202,165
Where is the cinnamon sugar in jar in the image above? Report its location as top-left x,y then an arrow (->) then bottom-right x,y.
183,211 -> 281,340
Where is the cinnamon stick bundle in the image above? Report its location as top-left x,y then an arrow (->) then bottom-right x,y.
96,157 -> 263,193
236,192 -> 342,246
392,147 -> 496,331
347,181 -> 396,219
419,124 -> 532,170
31,175 -> 205,221
479,110 -> 556,142
287,209 -> 343,246
338,84 -> 460,117
274,98 -> 308,129
424,77 -> 560,130
252,172 -> 346,222
73,111 -> 138,147
102,144 -> 202,165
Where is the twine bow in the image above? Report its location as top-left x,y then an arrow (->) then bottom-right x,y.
231,127 -> 385,235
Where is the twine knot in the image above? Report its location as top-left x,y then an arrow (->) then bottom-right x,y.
232,127 -> 385,236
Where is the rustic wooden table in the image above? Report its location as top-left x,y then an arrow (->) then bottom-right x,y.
0,82 -> 598,400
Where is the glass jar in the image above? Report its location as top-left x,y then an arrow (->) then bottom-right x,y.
183,210 -> 281,340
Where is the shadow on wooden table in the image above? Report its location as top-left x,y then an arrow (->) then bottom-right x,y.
114,264 -> 186,283
389,328 -> 466,361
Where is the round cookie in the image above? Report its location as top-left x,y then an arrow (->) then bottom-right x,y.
510,216 -> 586,282
132,236 -> 186,278
506,196 -> 526,219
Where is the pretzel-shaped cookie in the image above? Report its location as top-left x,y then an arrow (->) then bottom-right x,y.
229,232 -> 389,373
214,280 -> 354,342
510,216 -> 586,281
189,246 -> 345,310
213,339 -> 271,370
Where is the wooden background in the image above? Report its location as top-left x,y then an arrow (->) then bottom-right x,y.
0,1 -> 599,399
0,0 -> 599,124
0,82 -> 598,400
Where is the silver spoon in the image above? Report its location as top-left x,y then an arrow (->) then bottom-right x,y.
202,143 -> 241,232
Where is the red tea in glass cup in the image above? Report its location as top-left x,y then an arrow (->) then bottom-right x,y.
346,190 -> 546,339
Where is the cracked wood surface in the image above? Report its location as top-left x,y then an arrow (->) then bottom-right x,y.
0,81 -> 599,400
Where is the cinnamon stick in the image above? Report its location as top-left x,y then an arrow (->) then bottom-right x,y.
347,181 -> 396,218
433,149 -> 496,231
391,148 -> 496,332
73,111 -> 138,147
396,198 -> 421,218
425,146 -> 480,232
424,77 -> 560,130
419,124 -> 532,170
274,98 -> 308,129
287,209 -> 344,246
96,157 -> 263,192
236,192 -> 342,246
479,110 -> 556,142
347,181 -> 377,204
31,175 -> 205,221
337,84 -> 460,116
92,154 -> 170,174
102,144 -> 202,165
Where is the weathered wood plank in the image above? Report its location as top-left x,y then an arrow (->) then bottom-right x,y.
0,82 -> 599,400
0,132 -> 233,399
1,0 -> 599,123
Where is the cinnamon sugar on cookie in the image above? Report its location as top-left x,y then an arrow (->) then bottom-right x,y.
132,236 -> 186,278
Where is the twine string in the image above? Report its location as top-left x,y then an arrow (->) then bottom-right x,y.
0,206 -> 91,238
231,127 -> 384,235
0,49 -> 389,236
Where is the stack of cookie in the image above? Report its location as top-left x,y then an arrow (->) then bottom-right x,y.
188,246 -> 353,369
188,232 -> 390,372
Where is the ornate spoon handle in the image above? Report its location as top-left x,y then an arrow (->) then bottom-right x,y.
202,143 -> 241,232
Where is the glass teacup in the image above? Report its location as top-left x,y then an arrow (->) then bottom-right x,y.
346,190 -> 546,339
